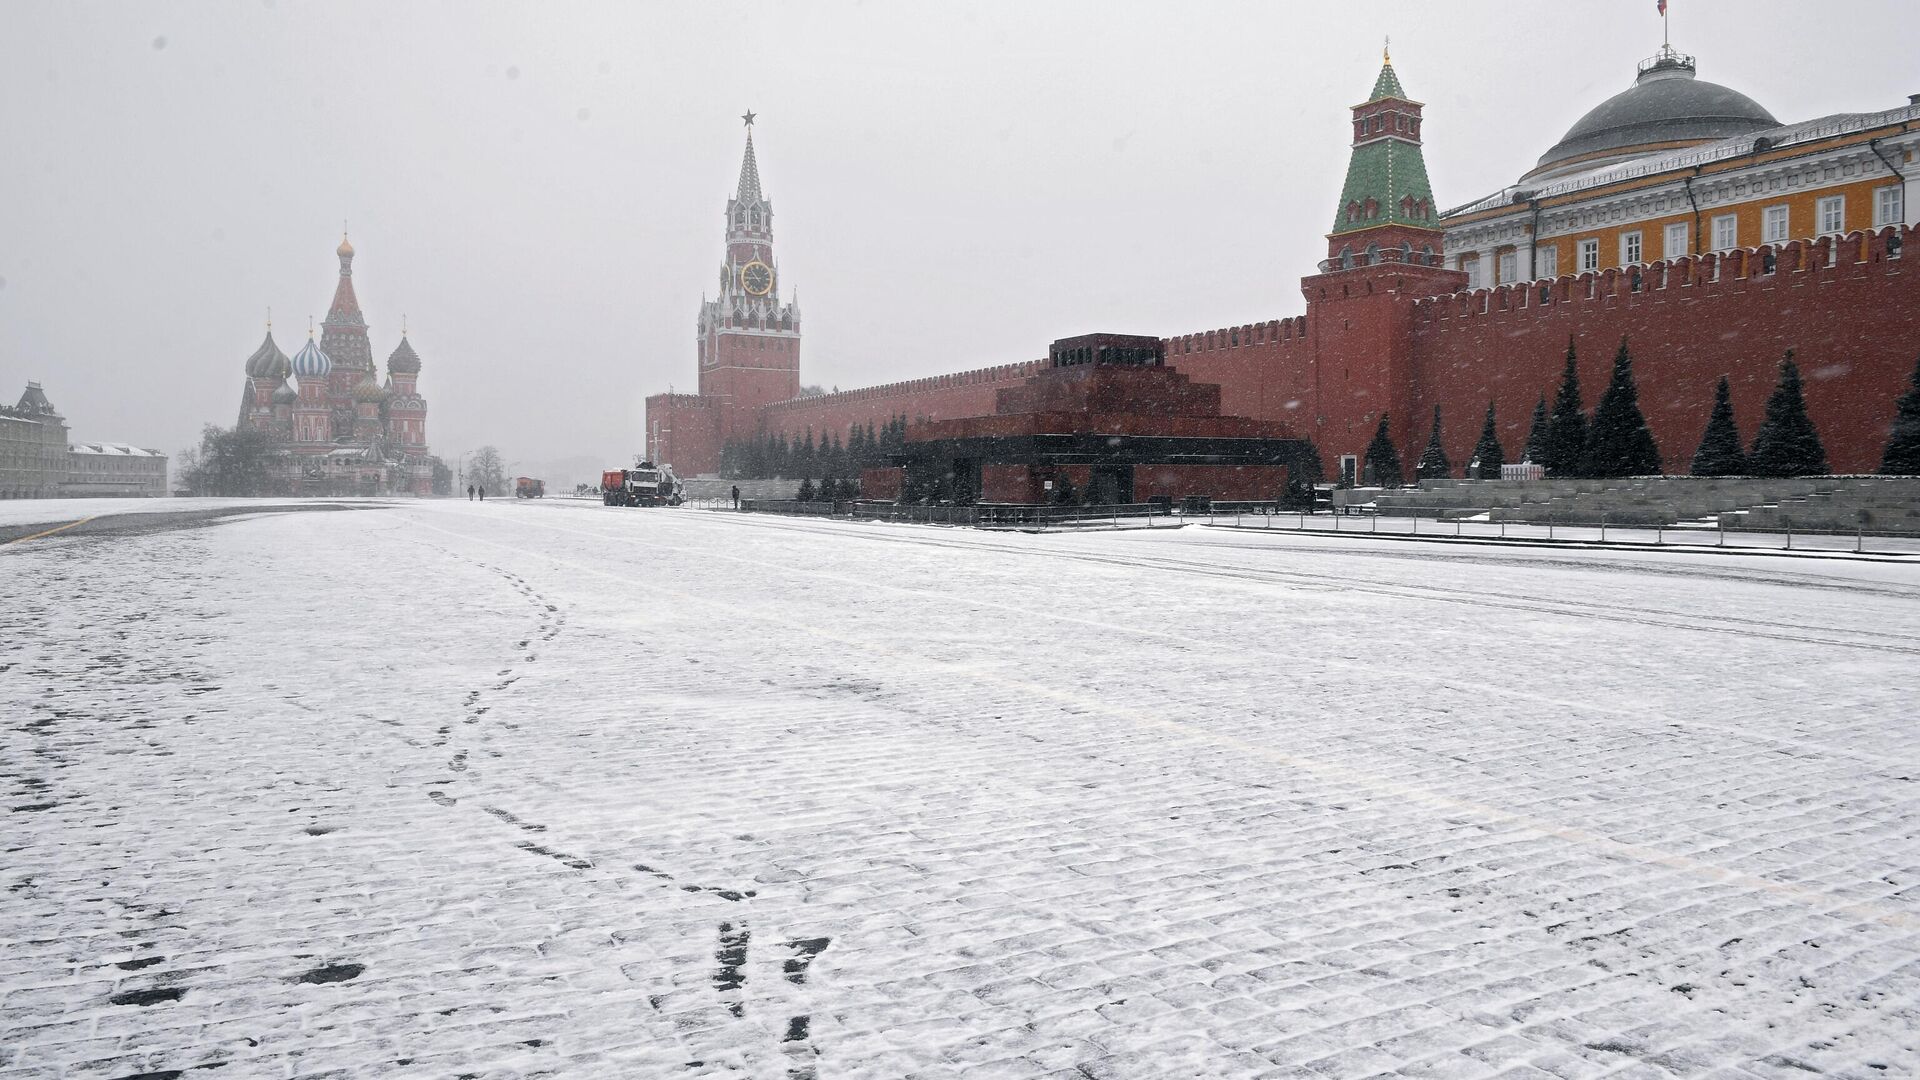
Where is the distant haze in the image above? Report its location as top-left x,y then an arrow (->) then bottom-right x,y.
3,1 -> 1915,475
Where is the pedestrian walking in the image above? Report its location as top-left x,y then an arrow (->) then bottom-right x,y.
467,484 -> 475,501
731,484 -> 740,509
479,485 -> 486,500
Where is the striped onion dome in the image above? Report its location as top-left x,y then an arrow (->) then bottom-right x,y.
353,369 -> 390,403
387,335 -> 422,374
244,330 -> 291,380
270,380 -> 298,405
291,336 -> 333,379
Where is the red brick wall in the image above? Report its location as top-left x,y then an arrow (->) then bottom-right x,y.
1162,318 -> 1315,429
1136,464 -> 1289,501
1406,228 -> 1917,476
643,393 -> 722,477
758,361 -> 1044,444
859,466 -> 904,500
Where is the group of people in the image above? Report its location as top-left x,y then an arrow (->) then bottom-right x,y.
467,485 -> 486,500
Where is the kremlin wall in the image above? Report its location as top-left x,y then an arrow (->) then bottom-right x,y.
648,47 -> 1919,486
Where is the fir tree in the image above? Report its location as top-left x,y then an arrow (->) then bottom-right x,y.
1748,351 -> 1828,477
1363,414 -> 1404,487
796,476 -> 816,502
1542,337 -> 1588,476
1690,376 -> 1748,476
1415,406 -> 1451,480
799,428 -> 816,475
1581,336 -> 1663,477
1523,394 -> 1549,463
1471,401 -> 1505,478
1879,354 -> 1920,474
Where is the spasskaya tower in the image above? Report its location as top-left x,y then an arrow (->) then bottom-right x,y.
696,111 -> 803,445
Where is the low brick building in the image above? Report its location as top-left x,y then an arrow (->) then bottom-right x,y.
864,334 -> 1312,505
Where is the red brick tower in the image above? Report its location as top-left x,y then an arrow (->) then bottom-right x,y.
1302,48 -> 1465,480
696,114 -> 803,444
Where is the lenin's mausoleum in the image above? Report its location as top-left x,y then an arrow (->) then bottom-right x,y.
646,46 -> 1920,493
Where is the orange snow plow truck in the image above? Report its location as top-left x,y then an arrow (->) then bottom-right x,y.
601,461 -> 682,507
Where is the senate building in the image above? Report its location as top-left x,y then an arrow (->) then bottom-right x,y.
646,41 -> 1918,494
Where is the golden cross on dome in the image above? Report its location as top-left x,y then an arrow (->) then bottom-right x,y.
1384,36 -> 1390,63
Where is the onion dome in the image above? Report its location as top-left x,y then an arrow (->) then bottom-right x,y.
271,380 -> 298,405
353,369 -> 389,403
337,235 -> 354,258
291,336 -> 333,379
244,330 -> 291,380
387,335 -> 422,374
1528,49 -> 1776,181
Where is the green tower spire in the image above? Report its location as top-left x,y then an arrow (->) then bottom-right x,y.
1329,49 -> 1440,246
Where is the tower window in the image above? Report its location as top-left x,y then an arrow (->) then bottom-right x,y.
1578,238 -> 1599,272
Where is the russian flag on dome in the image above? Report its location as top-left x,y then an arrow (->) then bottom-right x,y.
1658,0 -> 1667,13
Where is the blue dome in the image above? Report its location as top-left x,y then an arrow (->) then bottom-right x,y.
291,337 -> 333,379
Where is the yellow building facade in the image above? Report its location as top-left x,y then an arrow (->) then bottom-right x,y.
1442,47 -> 1917,287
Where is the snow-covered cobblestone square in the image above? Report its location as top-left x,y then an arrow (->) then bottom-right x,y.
4,500 -> 1919,1079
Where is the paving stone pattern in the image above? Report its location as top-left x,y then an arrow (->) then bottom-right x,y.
3,501 -> 1919,1079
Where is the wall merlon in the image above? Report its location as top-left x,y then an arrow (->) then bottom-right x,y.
1413,224 -> 1912,329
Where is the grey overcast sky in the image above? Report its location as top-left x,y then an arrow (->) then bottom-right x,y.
3,0 -> 1916,472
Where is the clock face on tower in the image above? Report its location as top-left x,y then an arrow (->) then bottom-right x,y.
740,260 -> 773,296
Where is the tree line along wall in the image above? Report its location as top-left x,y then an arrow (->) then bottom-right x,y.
1406,227 -> 1916,475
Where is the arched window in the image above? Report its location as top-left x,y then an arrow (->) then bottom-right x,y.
750,208 -> 761,226
733,209 -> 744,226
1366,243 -> 1380,265
1339,246 -> 1353,269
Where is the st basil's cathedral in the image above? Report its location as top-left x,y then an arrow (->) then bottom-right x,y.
236,235 -> 433,495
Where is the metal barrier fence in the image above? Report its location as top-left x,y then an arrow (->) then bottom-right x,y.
683,497 -> 1920,555
728,499 -> 1180,530
1203,507 -> 1920,556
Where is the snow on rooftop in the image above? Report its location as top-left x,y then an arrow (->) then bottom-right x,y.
68,441 -> 164,456
1444,102 -> 1920,218
3,501 -> 1917,1077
